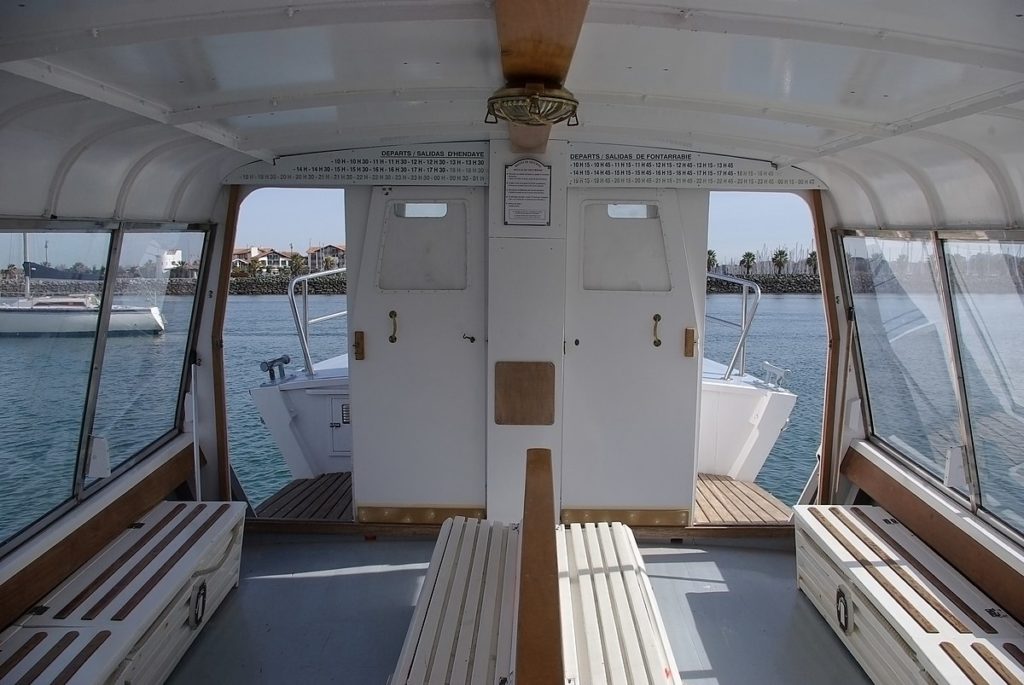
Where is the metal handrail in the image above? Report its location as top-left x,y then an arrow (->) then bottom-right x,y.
706,272 -> 761,380
288,267 -> 347,376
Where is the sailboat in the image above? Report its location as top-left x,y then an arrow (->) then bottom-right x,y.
0,236 -> 165,336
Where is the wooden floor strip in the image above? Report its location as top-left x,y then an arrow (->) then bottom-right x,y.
254,473 -> 354,522
277,474 -> 337,519
255,479 -> 308,516
693,474 -> 790,526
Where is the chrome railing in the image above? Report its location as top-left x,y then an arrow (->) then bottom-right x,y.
706,272 -> 762,380
288,267 -> 347,376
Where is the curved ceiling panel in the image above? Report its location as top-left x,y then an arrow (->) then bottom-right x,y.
799,161 -> 878,227
834,149 -> 934,227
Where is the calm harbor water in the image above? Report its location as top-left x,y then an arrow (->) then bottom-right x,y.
0,292 -> 824,542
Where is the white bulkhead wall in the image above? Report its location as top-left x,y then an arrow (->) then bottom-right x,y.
343,141 -> 712,522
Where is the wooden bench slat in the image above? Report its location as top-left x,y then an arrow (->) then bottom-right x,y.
611,522 -> 676,683
428,520 -> 483,684
796,505 -> 1024,685
392,518 -> 456,683
597,522 -> 648,683
807,508 -> 939,633
50,631 -> 110,685
585,522 -> 629,682
83,505 -> 207,620
112,503 -> 230,621
569,523 -> 606,684
972,643 -> 1024,685
469,523 -> 514,685
494,525 -> 520,685
450,520 -> 495,683
555,527 -> 580,685
830,508 -> 972,634
849,508 -> 997,635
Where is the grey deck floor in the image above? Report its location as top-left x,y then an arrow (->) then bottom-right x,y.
169,533 -> 870,684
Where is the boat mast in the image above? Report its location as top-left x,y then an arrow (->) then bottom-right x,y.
22,234 -> 29,298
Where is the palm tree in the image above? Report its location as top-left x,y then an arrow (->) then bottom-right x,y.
245,259 -> 261,277
324,255 -> 337,271
771,248 -> 789,275
289,253 -> 306,276
739,252 -> 756,276
805,250 -> 818,276
707,249 -> 718,272
2,263 -> 17,280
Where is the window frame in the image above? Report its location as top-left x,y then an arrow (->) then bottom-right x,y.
838,226 -> 1024,545
0,219 -> 214,558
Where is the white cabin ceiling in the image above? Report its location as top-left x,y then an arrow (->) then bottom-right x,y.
0,0 -> 1022,227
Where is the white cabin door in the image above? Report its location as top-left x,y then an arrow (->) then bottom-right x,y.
562,190 -> 703,524
350,187 -> 487,517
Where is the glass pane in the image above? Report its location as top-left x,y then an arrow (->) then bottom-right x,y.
90,229 -> 206,476
845,236 -> 963,478
946,240 -> 1024,531
0,229 -> 111,542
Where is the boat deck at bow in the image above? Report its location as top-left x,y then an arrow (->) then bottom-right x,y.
249,471 -> 792,528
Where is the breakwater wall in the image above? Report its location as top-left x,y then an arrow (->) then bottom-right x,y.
0,274 -> 349,297
707,274 -> 821,294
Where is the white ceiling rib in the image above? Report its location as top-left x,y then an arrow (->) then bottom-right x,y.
0,60 -> 273,162
909,130 -> 1022,223
114,137 -> 208,218
46,120 -> 156,217
856,148 -> 945,227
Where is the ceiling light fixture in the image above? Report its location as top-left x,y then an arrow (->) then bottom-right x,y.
485,83 -> 579,127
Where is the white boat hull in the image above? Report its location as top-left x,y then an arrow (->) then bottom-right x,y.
0,305 -> 165,335
251,354 -> 796,488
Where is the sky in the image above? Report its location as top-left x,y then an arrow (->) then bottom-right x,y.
236,188 -> 815,264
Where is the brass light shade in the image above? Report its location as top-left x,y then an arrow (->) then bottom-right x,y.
485,83 -> 579,126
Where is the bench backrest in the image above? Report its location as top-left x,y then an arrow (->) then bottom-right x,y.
516,448 -> 563,684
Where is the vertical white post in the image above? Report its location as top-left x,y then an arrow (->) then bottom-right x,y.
191,363 -> 203,502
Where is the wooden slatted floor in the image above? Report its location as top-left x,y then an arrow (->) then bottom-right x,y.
254,472 -> 354,521
694,473 -> 792,526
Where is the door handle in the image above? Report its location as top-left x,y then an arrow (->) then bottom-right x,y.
388,310 -> 398,343
652,314 -> 662,347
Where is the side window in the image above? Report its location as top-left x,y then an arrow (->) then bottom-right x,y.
89,228 -> 207,480
0,223 -> 209,549
844,236 -> 963,480
946,240 -> 1024,530
0,229 -> 112,543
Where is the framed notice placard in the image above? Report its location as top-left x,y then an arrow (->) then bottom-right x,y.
504,158 -> 551,225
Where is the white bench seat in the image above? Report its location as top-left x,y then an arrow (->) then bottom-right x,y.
393,517 -> 681,685
0,501 -> 245,685
795,505 -> 1024,685
557,522 -> 681,685
391,517 -> 521,685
